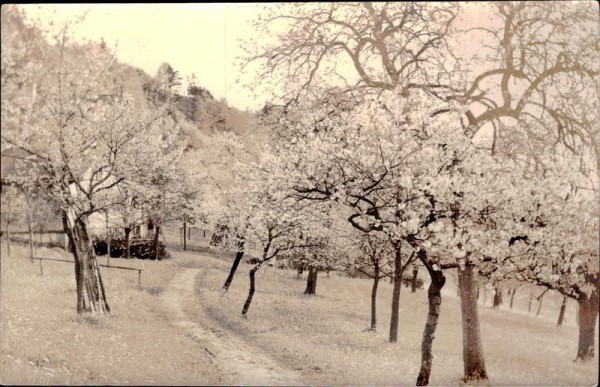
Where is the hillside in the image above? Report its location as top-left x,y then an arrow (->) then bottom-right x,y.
2,5 -> 257,155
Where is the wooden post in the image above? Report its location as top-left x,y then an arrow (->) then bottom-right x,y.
27,196 -> 34,263
203,229 -> 206,238
28,225 -> 34,263
138,270 -> 142,288
39,257 -> 43,276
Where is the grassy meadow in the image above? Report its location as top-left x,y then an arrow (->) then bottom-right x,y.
0,242 -> 222,385
191,251 -> 599,385
1,228 -> 598,385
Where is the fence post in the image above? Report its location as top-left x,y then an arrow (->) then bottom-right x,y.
138,270 -> 142,288
28,225 -> 34,264
39,258 -> 43,276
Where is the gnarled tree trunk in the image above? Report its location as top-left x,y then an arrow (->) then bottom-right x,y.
575,288 -> 599,361
457,265 -> 488,383
62,210 -> 110,314
223,236 -> 245,291
305,266 -> 319,295
416,255 -> 446,386
242,258 -> 271,316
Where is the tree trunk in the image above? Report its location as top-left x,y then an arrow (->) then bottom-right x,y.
528,295 -> 533,313
124,227 -> 131,259
493,288 -> 503,308
536,293 -> 544,316
509,287 -> 517,310
557,296 -> 567,327
370,260 -> 380,331
153,225 -> 161,260
223,237 -> 245,291
416,253 -> 446,386
242,262 -> 264,316
476,286 -> 480,301
411,266 -> 419,293
297,264 -> 304,278
575,289 -> 599,361
305,267 -> 319,295
5,220 -> 10,257
389,245 -> 402,343
62,210 -> 110,314
457,265 -> 488,383
183,221 -> 187,251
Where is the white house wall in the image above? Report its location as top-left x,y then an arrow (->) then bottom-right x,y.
88,209 -> 148,238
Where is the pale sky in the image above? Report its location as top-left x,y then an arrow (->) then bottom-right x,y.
21,3 -> 270,112
18,3 -> 528,115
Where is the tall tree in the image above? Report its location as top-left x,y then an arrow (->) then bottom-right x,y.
1,12 -> 181,313
246,3 -> 599,383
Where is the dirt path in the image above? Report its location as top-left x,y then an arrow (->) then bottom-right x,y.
162,268 -> 303,386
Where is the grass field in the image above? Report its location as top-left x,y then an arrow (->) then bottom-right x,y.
191,251 -> 599,385
0,242 -> 222,385
1,229 -> 598,386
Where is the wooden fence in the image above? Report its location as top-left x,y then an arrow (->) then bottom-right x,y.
30,256 -> 143,287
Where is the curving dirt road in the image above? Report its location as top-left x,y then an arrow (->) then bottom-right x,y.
162,268 -> 303,386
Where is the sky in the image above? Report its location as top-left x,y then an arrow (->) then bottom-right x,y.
21,4 -> 270,112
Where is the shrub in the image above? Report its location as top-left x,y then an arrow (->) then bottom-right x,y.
401,274 -> 424,289
92,237 -> 169,260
